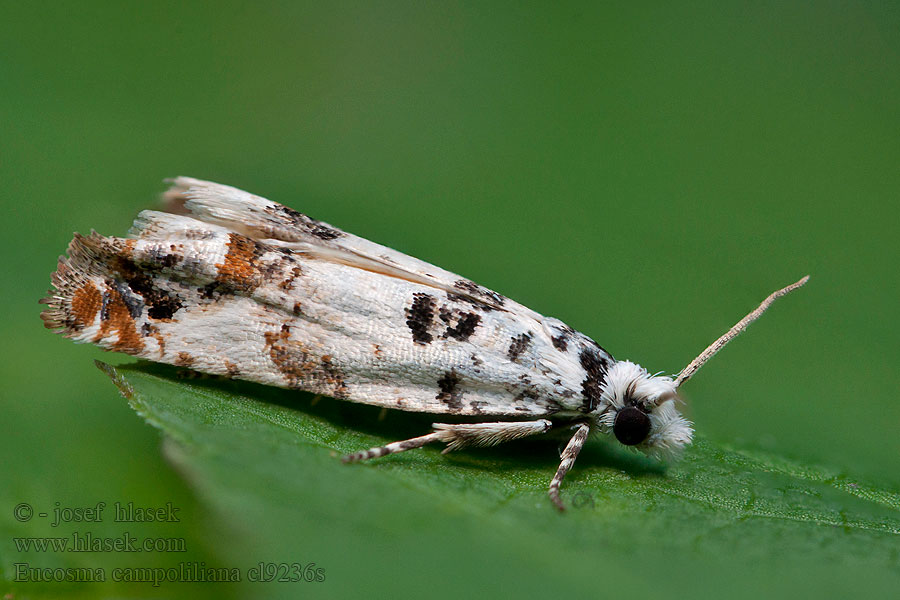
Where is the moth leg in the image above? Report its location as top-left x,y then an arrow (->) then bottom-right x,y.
342,432 -> 443,463
548,422 -> 591,512
432,419 -> 553,453
342,419 -> 553,463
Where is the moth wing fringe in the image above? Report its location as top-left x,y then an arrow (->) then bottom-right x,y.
40,232 -> 123,336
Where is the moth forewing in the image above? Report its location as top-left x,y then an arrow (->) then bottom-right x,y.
41,177 -> 808,511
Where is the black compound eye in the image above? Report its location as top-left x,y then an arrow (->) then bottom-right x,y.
613,406 -> 651,446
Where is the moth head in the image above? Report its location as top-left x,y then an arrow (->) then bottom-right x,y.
596,361 -> 692,458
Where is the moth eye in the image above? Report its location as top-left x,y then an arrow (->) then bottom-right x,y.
613,406 -> 651,446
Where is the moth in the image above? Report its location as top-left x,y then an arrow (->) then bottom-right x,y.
41,178 -> 808,510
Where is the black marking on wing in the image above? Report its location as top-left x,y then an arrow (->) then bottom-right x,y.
110,256 -> 183,320
507,332 -> 533,362
453,279 -> 505,307
469,401 -> 487,415
405,293 -> 436,344
145,245 -> 182,269
551,335 -> 568,352
198,282 -> 222,300
436,370 -> 463,412
549,323 -> 574,352
578,346 -> 611,413
439,306 -> 482,341
270,205 -> 343,240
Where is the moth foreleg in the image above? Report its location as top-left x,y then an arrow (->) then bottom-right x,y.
548,422 -> 591,512
341,419 -> 553,463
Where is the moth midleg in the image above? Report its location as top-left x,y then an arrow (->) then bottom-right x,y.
548,422 -> 591,512
342,419 -> 553,463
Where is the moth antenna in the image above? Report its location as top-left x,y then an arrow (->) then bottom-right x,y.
674,275 -> 809,388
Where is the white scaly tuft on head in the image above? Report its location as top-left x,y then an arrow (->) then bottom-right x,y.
596,361 -> 693,458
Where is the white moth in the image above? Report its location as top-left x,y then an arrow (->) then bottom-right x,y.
41,178 -> 808,510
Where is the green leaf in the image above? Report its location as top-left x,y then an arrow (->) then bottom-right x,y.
99,361 -> 900,599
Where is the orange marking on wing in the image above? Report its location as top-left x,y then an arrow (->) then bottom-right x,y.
215,233 -> 262,291
71,282 -> 102,328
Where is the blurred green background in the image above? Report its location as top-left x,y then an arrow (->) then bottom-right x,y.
2,2 -> 898,598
